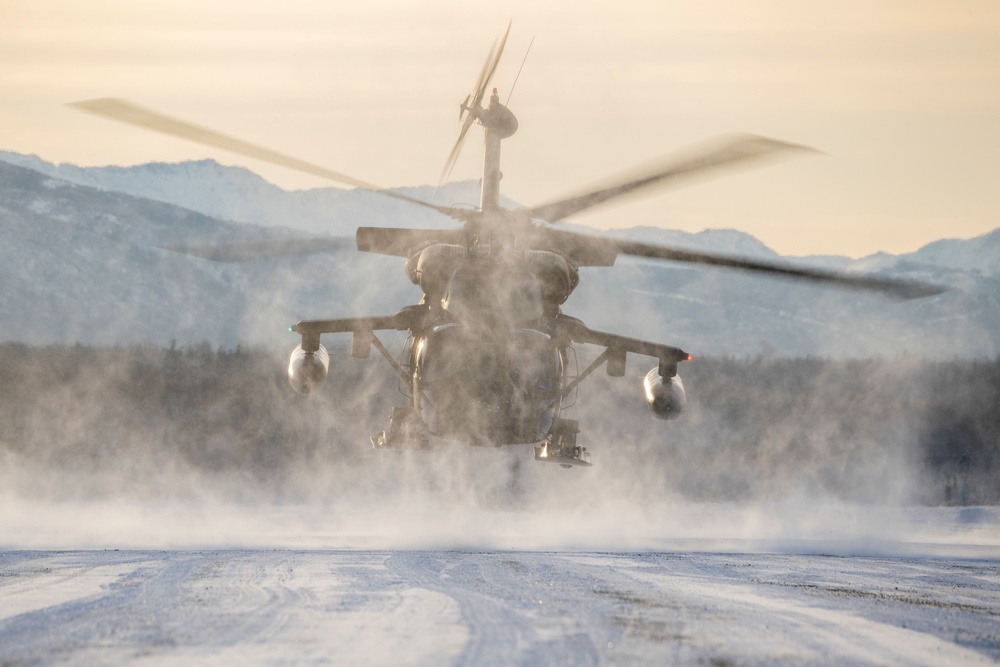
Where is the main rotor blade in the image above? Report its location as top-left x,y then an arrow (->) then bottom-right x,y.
528,228 -> 947,300
165,226 -> 478,262
162,236 -> 356,262
69,98 -> 465,221
525,134 -> 816,223
71,98 -> 377,189
615,238 -> 946,300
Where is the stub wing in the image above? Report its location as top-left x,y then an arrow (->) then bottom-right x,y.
290,306 -> 426,372
558,315 -> 689,378
290,307 -> 424,339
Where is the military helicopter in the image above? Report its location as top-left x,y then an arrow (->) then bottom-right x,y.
71,25 -> 944,467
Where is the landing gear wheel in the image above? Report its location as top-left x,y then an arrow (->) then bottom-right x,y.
534,419 -> 591,467
372,406 -> 429,450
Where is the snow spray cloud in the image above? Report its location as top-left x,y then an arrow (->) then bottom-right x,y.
0,221 -> 989,550
2,340 -> 992,553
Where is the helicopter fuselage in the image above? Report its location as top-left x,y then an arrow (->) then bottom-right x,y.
406,243 -> 575,445
289,239 -> 690,463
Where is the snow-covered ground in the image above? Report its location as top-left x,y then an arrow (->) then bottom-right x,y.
1,502 -> 998,665
0,549 -> 997,665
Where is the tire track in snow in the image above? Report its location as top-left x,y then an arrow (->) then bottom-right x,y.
386,552 -> 605,666
0,550 -> 996,666
563,553 -> 1000,665
0,551 -> 148,623
0,551 -> 468,666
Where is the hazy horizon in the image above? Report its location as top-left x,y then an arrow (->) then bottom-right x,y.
3,0 -> 998,257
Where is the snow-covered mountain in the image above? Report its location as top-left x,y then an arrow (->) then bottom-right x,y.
5,149 -> 995,270
0,159 -> 411,346
906,230 -> 1000,276
0,150 -> 489,236
1,153 -> 998,356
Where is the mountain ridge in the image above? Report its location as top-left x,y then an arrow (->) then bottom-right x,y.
2,154 -> 997,357
4,149 -> 996,274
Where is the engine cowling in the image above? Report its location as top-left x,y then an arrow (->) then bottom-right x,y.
288,343 -> 330,394
643,367 -> 686,420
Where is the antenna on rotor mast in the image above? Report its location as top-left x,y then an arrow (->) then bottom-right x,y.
505,36 -> 535,107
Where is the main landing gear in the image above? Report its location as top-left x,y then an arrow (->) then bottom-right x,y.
371,406 -> 429,451
374,411 -> 591,468
534,418 -> 591,468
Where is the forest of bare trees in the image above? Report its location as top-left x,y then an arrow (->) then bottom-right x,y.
0,343 -> 997,505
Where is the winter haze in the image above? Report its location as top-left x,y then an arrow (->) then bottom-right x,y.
2,4 -> 1000,660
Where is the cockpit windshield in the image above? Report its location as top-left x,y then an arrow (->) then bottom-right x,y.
441,262 -> 544,327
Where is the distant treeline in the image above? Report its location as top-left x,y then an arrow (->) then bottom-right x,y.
589,354 -> 1000,506
0,343 -> 997,505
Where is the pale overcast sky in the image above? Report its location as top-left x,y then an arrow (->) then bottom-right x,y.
3,0 -> 998,257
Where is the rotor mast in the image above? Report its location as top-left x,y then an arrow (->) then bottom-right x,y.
477,88 -> 518,213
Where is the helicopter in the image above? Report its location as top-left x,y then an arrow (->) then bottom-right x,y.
71,25 -> 945,467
